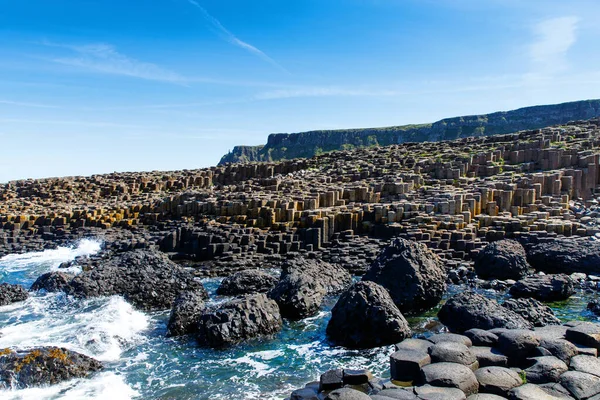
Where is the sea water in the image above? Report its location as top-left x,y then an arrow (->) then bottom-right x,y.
0,240 -> 598,399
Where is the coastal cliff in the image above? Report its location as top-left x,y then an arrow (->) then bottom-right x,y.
219,99 -> 600,164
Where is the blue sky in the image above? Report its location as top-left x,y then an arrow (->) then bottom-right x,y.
1,0 -> 600,182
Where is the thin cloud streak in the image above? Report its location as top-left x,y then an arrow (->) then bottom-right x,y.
187,0 -> 290,74
0,99 -> 60,109
529,16 -> 579,75
43,41 -> 188,84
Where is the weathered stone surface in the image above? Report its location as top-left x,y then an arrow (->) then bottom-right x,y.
269,258 -> 351,320
429,342 -> 477,367
496,330 -> 541,364
566,323 -> 600,350
467,395 -> 507,400
465,329 -> 499,347
390,347 -> 431,382
527,240 -> 600,275
66,249 -> 208,311
0,347 -> 102,389
502,298 -> 561,327
559,371 -> 600,399
474,240 -> 530,281
523,356 -> 568,384
438,292 -> 532,333
342,369 -> 373,385
216,269 -> 278,296
419,362 -> 479,396
197,293 -> 282,347
509,275 -> 575,302
327,281 -> 411,349
413,384 -> 467,400
0,283 -> 28,306
166,291 -> 206,337
290,387 -> 320,400
362,238 -> 446,314
428,333 -> 473,347
538,338 -> 579,364
475,366 -> 522,397
508,383 -> 571,400
30,271 -> 74,293
324,388 -> 371,400
319,369 -> 344,391
570,355 -> 600,378
471,346 -> 508,367
371,388 -> 417,399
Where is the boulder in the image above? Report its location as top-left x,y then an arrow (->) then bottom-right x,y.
326,281 -> 411,349
470,346 -> 508,367
0,283 -> 28,306
474,240 -> 530,280
390,347 -> 432,383
474,366 -> 523,397
0,347 -> 102,389
269,258 -> 351,319
464,329 -> 499,347
197,293 -> 282,347
438,292 -> 532,333
30,272 -> 74,293
502,298 -> 561,327
527,240 -> 600,275
429,342 -> 478,368
46,249 -> 208,311
496,330 -> 540,365
216,270 -> 278,296
362,238 -> 446,313
418,362 -> 479,396
166,291 -> 206,337
523,356 -> 567,384
509,275 -> 575,302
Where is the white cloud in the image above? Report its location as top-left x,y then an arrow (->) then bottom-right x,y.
254,87 -> 400,100
0,100 -> 59,108
529,16 -> 579,74
187,0 -> 289,74
44,41 -> 187,84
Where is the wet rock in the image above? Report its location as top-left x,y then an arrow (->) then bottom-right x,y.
362,238 -> 447,314
67,249 -> 208,311
418,362 -> 479,396
197,293 -> 282,347
0,347 -> 102,389
509,275 -> 575,302
269,258 -> 351,320
523,356 -> 567,384
438,292 -> 532,333
166,291 -> 206,337
474,366 -> 522,397
502,298 -> 561,327
342,369 -> 373,385
327,281 -> 411,349
527,240 -> 600,275
0,283 -> 28,306
216,269 -> 278,296
290,387 -> 319,400
30,272 -> 75,293
474,240 -> 530,281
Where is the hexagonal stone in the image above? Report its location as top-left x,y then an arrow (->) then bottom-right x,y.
496,330 -> 540,364
475,366 -> 523,397
428,333 -> 473,347
471,346 -> 508,367
320,368 -> 344,391
390,348 -> 431,382
467,395 -> 507,400
570,355 -> 600,378
559,371 -> 600,399
324,388 -> 371,400
429,342 -> 478,368
414,384 -> 467,400
538,338 -> 578,363
371,388 -> 417,399
508,383 -> 571,400
290,387 -> 319,400
343,369 -> 373,385
566,323 -> 600,350
395,338 -> 434,353
465,329 -> 499,347
524,356 -> 568,384
419,362 -> 479,396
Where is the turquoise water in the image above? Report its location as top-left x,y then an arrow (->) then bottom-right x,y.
0,240 -> 598,399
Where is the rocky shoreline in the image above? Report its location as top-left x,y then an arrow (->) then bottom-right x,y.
1,118 -> 600,396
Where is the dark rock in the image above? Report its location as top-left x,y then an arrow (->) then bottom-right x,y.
559,371 -> 600,399
509,275 -> 575,302
320,368 -> 344,391
565,322 -> 600,350
30,272 -> 75,293
342,369 -> 373,385
438,292 -> 532,333
527,240 -> 600,275
429,342 -> 477,368
418,362 -> 479,396
0,283 -> 28,306
523,356 -> 567,384
216,269 -> 277,296
166,291 -> 206,337
390,347 -> 431,382
502,298 -> 561,327
324,388 -> 371,400
197,293 -> 282,347
371,388 -> 417,399
67,249 -> 207,311
326,281 -> 411,349
290,387 -> 319,400
474,240 -> 530,281
269,258 -> 351,320
465,329 -> 499,347
0,347 -> 102,389
474,366 -> 523,397
496,330 -> 541,365
537,337 -> 578,364
471,346 -> 508,367
587,301 -> 600,316
362,238 -> 447,313
428,333 -> 473,347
